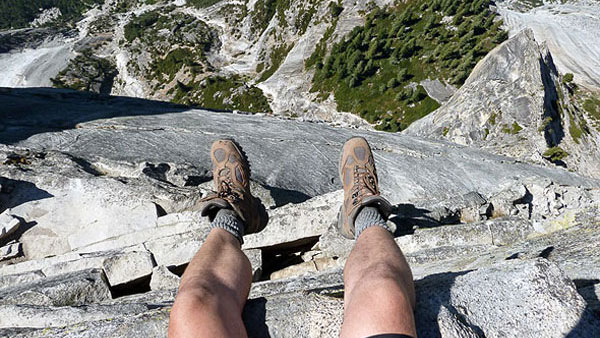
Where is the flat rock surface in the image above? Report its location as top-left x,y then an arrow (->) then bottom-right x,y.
2,88 -> 597,204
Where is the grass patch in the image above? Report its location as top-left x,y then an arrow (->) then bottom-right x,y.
583,97 -> 600,121
258,43 -> 294,82
122,8 -> 214,85
502,121 -> 522,134
308,0 -> 507,131
152,48 -> 202,82
124,10 -> 159,43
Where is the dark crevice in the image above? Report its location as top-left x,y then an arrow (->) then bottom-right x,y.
505,252 -> 521,260
69,155 -> 104,176
110,274 -> 152,299
259,236 -> 320,281
168,263 -> 188,277
538,246 -> 554,259
142,163 -> 171,183
154,203 -> 168,217
539,51 -> 564,148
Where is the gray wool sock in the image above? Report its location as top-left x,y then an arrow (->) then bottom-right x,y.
210,208 -> 245,244
354,206 -> 391,240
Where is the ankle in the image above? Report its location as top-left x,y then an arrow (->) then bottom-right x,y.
354,206 -> 391,240
209,208 -> 245,244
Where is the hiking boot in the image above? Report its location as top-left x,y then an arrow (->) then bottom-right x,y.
198,139 -> 268,235
338,137 -> 392,239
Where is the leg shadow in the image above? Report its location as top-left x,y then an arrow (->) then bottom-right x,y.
567,279 -> 600,337
243,297 -> 270,338
414,270 -> 484,337
0,178 -> 53,214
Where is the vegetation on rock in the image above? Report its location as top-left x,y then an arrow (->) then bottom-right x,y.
172,75 -> 271,113
0,0 -> 103,29
258,43 -> 294,82
308,0 -> 507,131
543,146 -> 569,163
502,121 -> 523,134
51,49 -> 117,94
188,0 -> 222,9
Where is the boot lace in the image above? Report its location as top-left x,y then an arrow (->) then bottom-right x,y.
217,176 -> 241,203
351,165 -> 377,207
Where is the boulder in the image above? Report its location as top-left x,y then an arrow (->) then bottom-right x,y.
0,303 -> 154,329
144,230 -> 207,268
2,259 -> 597,337
0,212 -> 20,240
102,251 -> 155,287
0,269 -> 111,306
149,266 -> 180,291
0,270 -> 45,290
243,191 -> 341,250
0,241 -> 22,261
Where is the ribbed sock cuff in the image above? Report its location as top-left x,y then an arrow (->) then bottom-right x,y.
210,208 -> 245,244
354,206 -> 391,240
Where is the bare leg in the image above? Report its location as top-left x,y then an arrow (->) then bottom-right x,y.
169,228 -> 252,338
340,226 -> 417,338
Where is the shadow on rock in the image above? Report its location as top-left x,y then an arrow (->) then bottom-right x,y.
264,185 -> 311,208
568,279 -> 600,337
0,87 -> 194,144
243,297 -> 270,337
414,270 -> 480,337
390,203 -> 451,236
0,177 -> 53,214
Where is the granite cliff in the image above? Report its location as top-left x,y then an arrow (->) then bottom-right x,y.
1,0 -> 600,337
1,87 -> 600,336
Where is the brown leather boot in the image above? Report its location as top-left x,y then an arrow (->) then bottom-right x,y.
338,137 -> 392,239
198,139 -> 268,235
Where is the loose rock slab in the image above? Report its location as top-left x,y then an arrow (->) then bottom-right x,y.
102,251 -> 155,287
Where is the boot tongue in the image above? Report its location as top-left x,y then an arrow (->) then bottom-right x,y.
219,167 -> 231,177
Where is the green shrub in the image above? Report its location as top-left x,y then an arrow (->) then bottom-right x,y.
502,121 -> 522,134
538,117 -> 553,132
124,11 -> 159,42
329,1 -> 343,17
563,73 -> 574,83
173,75 -> 271,113
153,48 -> 196,80
258,43 -> 293,82
543,146 -> 569,162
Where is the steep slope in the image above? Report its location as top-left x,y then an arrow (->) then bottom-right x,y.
405,29 -> 600,178
0,0 -> 510,128
496,0 -> 600,89
1,88 -> 600,336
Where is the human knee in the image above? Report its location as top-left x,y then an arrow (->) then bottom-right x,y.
346,260 -> 405,283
